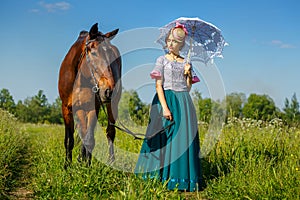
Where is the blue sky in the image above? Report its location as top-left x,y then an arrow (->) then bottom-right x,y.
0,0 -> 299,109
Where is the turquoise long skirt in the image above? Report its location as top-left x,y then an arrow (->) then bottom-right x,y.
134,90 -> 202,191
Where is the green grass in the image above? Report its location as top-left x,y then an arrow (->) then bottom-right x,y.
25,124 -> 189,199
1,114 -> 299,199
0,110 -> 31,199
201,118 -> 300,199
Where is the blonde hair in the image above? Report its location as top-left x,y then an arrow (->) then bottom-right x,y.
172,28 -> 186,42
164,28 -> 186,51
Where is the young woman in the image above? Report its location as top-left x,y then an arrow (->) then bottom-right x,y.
135,24 -> 202,192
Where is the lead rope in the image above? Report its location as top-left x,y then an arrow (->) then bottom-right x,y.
93,86 -> 175,140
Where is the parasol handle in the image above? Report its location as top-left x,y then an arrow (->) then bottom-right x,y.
187,48 -> 191,64
186,35 -> 193,64
187,24 -> 196,64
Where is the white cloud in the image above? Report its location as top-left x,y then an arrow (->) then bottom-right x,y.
271,40 -> 282,45
29,9 -> 40,13
270,40 -> 296,49
38,1 -> 71,12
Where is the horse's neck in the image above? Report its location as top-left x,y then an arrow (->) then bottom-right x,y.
74,34 -> 89,72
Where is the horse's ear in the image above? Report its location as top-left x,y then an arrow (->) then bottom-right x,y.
89,23 -> 99,39
104,29 -> 119,40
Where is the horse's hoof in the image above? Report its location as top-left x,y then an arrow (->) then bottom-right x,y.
87,160 -> 92,167
64,162 -> 70,170
107,155 -> 115,165
77,155 -> 82,163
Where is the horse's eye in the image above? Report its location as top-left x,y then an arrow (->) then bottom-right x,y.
91,52 -> 97,56
98,37 -> 105,42
86,44 -> 95,52
91,43 -> 96,49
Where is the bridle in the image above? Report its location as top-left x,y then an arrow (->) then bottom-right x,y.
85,38 -> 101,93
78,36 -> 175,140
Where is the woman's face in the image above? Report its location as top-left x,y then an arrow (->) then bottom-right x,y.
166,34 -> 183,54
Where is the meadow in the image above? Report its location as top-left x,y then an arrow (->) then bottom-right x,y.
0,109 -> 299,199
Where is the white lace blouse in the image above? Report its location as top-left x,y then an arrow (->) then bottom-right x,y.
150,56 -> 200,91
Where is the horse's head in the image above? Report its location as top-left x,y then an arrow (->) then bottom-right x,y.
83,23 -> 119,103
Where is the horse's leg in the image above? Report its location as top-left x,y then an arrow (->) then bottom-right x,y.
84,110 -> 97,166
62,104 -> 75,169
75,109 -> 87,163
106,103 -> 116,163
76,109 -> 96,166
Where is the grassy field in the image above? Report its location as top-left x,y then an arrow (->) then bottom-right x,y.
1,109 -> 299,199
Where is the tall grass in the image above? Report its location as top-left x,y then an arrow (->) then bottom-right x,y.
0,109 -> 31,199
201,118 -> 300,199
1,115 -> 299,199
26,124 -> 188,199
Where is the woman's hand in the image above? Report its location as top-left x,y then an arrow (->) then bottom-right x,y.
156,79 -> 173,121
184,63 -> 191,75
184,63 -> 192,91
163,108 -> 173,121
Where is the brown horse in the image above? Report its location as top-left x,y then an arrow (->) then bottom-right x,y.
58,23 -> 122,168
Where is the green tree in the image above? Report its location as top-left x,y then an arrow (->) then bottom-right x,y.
0,88 -> 16,114
211,99 -> 227,123
226,92 -> 246,118
191,89 -> 202,118
128,90 -> 149,126
15,90 -> 50,123
283,93 -> 300,126
117,89 -> 149,126
15,100 -> 28,122
198,97 -> 212,123
30,90 -> 50,123
242,93 -> 278,121
118,89 -> 132,123
47,97 -> 63,124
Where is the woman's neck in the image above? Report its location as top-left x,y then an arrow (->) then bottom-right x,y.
167,52 -> 184,63
169,51 -> 180,58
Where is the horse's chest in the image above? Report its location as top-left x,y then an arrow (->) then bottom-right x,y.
72,87 -> 96,111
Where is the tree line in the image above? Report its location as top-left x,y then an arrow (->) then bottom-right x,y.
0,89 -> 62,124
1,88 -> 299,127
192,90 -> 300,127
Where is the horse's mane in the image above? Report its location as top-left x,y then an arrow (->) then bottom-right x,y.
79,30 -> 88,38
65,31 -> 89,74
